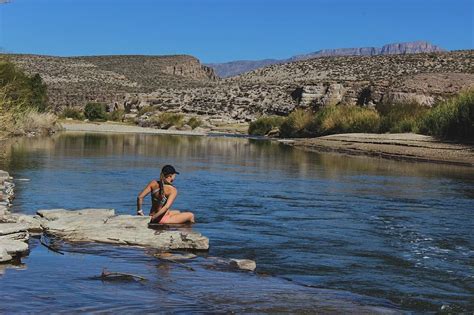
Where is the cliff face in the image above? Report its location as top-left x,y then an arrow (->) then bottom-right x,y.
207,41 -> 446,78
8,54 -> 217,108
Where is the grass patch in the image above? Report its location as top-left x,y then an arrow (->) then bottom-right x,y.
0,58 -> 56,137
280,109 -> 314,137
107,109 -> 125,122
187,116 -> 203,129
248,115 -> 286,136
149,112 -> 185,129
420,89 -> 474,140
312,106 -> 381,135
138,106 -> 155,116
59,106 -> 84,120
377,102 -> 428,133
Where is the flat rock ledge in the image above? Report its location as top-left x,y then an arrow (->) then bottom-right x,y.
0,170 -> 31,263
37,209 -> 209,250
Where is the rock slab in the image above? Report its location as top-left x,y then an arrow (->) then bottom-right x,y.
37,209 -> 209,250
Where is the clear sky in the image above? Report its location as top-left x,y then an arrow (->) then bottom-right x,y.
0,0 -> 472,63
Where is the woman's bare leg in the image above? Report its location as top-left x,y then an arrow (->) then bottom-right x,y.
166,212 -> 195,224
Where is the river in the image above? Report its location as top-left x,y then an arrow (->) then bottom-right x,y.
0,132 -> 473,313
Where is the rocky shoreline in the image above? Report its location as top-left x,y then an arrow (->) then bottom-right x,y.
284,133 -> 474,167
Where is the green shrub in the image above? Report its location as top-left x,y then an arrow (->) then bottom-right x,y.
0,59 -> 53,137
60,107 -> 84,120
280,109 -> 315,137
0,59 -> 48,112
149,112 -> 184,129
187,116 -> 203,129
248,115 -> 286,136
84,102 -> 107,121
312,106 -> 381,135
420,90 -> 474,140
377,102 -> 428,133
107,109 -> 125,122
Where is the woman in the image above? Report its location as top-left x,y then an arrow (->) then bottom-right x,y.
136,165 -> 195,224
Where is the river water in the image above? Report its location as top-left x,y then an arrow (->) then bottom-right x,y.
0,132 -> 473,313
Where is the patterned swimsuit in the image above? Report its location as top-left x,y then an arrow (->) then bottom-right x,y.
150,181 -> 171,224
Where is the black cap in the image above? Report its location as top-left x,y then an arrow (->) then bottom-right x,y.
162,165 -> 179,176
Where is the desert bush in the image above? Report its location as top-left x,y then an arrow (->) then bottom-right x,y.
377,102 -> 428,133
138,106 -> 155,116
280,109 -> 314,137
187,116 -> 203,129
84,102 -> 107,121
107,109 -> 125,122
12,109 -> 58,136
420,89 -> 474,140
0,59 -> 48,112
248,115 -> 286,136
149,112 -> 184,129
312,106 -> 381,135
60,106 -> 84,120
0,59 -> 54,137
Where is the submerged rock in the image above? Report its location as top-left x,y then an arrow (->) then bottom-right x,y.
229,259 -> 257,271
37,209 -> 209,250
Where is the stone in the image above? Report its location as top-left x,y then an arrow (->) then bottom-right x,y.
0,170 -> 9,181
37,208 -> 115,221
266,128 -> 280,138
0,239 -> 29,256
179,124 -> 193,131
7,214 -> 43,233
38,209 -> 209,250
0,223 -> 28,236
154,252 -> 197,260
0,231 -> 29,242
229,259 -> 257,271
0,248 -> 12,262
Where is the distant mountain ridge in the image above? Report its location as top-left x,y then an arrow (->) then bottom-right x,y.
207,41 -> 446,78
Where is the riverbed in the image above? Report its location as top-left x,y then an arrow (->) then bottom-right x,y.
0,132 -> 473,312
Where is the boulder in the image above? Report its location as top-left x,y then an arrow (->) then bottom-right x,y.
0,223 -> 30,242
7,214 -> 43,233
0,248 -> 12,262
229,259 -> 257,271
37,209 -> 209,250
0,223 -> 28,236
0,239 -> 29,256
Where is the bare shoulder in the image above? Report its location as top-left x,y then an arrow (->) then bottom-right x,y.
167,185 -> 178,194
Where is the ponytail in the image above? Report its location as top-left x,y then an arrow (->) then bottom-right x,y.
159,172 -> 165,198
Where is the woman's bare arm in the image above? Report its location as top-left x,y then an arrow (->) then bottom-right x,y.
136,181 -> 154,215
151,187 -> 178,220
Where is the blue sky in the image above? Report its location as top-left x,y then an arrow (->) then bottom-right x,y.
0,0 -> 472,62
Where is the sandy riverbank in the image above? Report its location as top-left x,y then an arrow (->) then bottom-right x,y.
283,133 -> 474,167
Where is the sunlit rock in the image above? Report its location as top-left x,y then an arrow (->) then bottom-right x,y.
37,209 -> 209,250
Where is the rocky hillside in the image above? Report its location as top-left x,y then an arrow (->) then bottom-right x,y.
207,41 -> 446,78
7,54 -> 217,108
125,50 -> 473,124
6,50 -> 474,128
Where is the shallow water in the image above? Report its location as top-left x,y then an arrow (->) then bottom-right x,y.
1,132 -> 473,312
